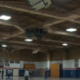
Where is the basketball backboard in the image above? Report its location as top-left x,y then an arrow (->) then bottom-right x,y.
27,0 -> 52,11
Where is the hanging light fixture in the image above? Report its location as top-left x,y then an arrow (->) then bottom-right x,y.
0,15 -> 11,20
25,39 -> 33,42
2,44 -> 7,48
66,28 -> 77,32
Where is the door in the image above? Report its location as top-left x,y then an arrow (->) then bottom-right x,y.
50,64 -> 61,77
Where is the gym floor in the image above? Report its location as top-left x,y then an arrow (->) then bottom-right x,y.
0,77 -> 80,80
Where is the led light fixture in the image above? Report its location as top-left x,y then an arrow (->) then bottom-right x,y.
62,43 -> 68,46
0,15 -> 11,20
25,39 -> 33,42
2,44 -> 7,47
66,28 -> 77,32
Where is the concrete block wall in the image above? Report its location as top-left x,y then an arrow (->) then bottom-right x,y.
2,61 -> 50,77
63,60 -> 75,68
4,61 -> 41,69
62,60 -> 76,78
1,59 -> 80,77
39,59 -> 80,78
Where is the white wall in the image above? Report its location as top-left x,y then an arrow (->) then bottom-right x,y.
9,63 -> 20,68
9,61 -> 35,68
63,60 -> 75,68
35,61 -> 50,69
7,61 -> 44,69
4,59 -> 77,69
50,60 -> 76,69
20,61 -> 24,68
50,60 -> 62,65
24,61 -> 48,69
34,62 -> 40,69
24,61 -> 34,64
40,61 -> 47,69
4,61 -> 24,68
78,59 -> 80,67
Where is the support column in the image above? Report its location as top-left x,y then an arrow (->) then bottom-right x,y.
46,53 -> 51,77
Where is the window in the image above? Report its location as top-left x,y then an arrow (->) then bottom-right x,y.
10,60 -> 14,63
15,61 -> 20,63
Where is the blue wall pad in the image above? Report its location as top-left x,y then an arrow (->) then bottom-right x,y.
76,69 -> 80,77
62,69 -> 77,78
6,69 -> 13,76
47,70 -> 50,77
19,69 -> 24,76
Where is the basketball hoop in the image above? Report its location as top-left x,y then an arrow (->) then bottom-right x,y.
0,56 -> 9,67
32,48 -> 40,54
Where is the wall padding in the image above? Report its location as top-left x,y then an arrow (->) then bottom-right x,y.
13,69 -> 19,76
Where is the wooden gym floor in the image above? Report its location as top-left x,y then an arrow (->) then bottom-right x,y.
0,77 -> 80,80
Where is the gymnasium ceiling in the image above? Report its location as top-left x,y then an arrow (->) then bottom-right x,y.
0,0 -> 80,54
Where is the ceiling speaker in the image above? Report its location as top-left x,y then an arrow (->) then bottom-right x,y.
25,28 -> 47,41
25,28 -> 34,38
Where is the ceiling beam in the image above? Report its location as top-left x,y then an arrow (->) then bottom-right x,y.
6,40 -> 63,48
43,20 -> 65,28
12,45 -> 35,51
0,1 -> 80,20
0,1 -> 80,40
3,44 -> 46,54
10,45 -> 47,54
2,32 -> 24,39
0,19 -> 76,40
16,36 -> 80,46
0,20 -> 24,32
0,31 -> 80,46
0,2 -> 79,25
1,27 -> 80,42
0,30 -> 79,46
48,29 -> 80,39
0,20 -> 66,40
0,1 -> 67,20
